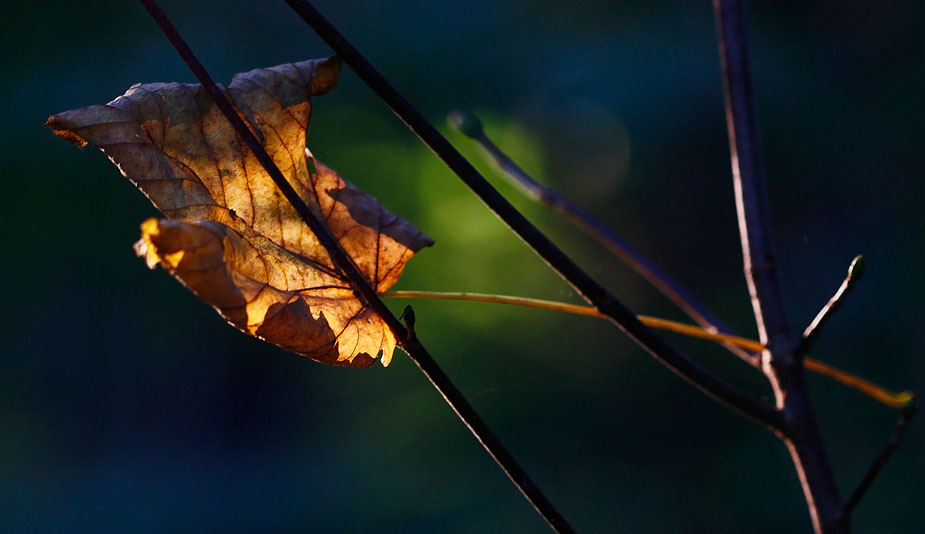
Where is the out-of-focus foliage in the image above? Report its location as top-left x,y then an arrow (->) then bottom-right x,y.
2,1 -> 922,532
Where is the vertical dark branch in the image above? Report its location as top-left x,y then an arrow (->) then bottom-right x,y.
713,0 -> 790,348
137,1 -> 576,532
713,1 -> 846,532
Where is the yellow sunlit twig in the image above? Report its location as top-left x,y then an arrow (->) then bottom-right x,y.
381,290 -> 913,408
803,359 -> 913,408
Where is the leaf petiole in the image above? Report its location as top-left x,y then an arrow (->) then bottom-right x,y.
382,290 -> 913,408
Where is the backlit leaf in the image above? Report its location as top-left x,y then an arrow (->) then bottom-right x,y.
47,57 -> 433,367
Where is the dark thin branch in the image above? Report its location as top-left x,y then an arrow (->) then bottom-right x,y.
713,1 -> 845,532
137,1 -> 576,532
797,256 -> 865,358
713,0 -> 791,349
448,109 -> 759,368
282,0 -> 781,431
841,404 -> 917,520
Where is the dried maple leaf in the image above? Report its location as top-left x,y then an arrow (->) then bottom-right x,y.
46,57 -> 433,367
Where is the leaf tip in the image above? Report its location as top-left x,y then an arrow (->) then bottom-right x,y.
379,348 -> 393,367
134,218 -> 163,269
312,56 -> 342,96
45,114 -> 89,148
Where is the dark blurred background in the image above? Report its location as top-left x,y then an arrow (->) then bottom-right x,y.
2,0 -> 922,531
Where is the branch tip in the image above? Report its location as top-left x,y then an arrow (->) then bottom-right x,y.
803,358 -> 914,409
447,109 -> 484,139
400,304 -> 417,342
846,254 -> 865,287
799,255 -> 867,357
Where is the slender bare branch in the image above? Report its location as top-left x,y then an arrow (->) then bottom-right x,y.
798,256 -> 865,358
447,109 -> 759,368
713,1 -> 846,532
137,1 -> 576,532
282,0 -> 781,432
714,2 -> 790,348
841,404 -> 917,519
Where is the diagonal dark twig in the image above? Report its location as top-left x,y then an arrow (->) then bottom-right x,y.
282,0 -> 781,431
840,403 -> 917,520
447,109 -> 759,368
713,1 -> 845,532
137,1 -> 576,532
797,255 -> 865,358
449,111 -> 915,411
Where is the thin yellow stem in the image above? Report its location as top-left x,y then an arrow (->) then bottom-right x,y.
382,290 -> 914,408
383,291 -> 763,349
637,316 -> 763,352
804,359 -> 914,409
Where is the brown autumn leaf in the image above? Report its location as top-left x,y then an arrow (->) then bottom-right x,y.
46,57 -> 433,367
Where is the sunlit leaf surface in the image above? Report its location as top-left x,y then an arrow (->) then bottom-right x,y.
47,57 -> 433,367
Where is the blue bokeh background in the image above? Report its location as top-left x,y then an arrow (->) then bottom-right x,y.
2,1 -> 922,531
